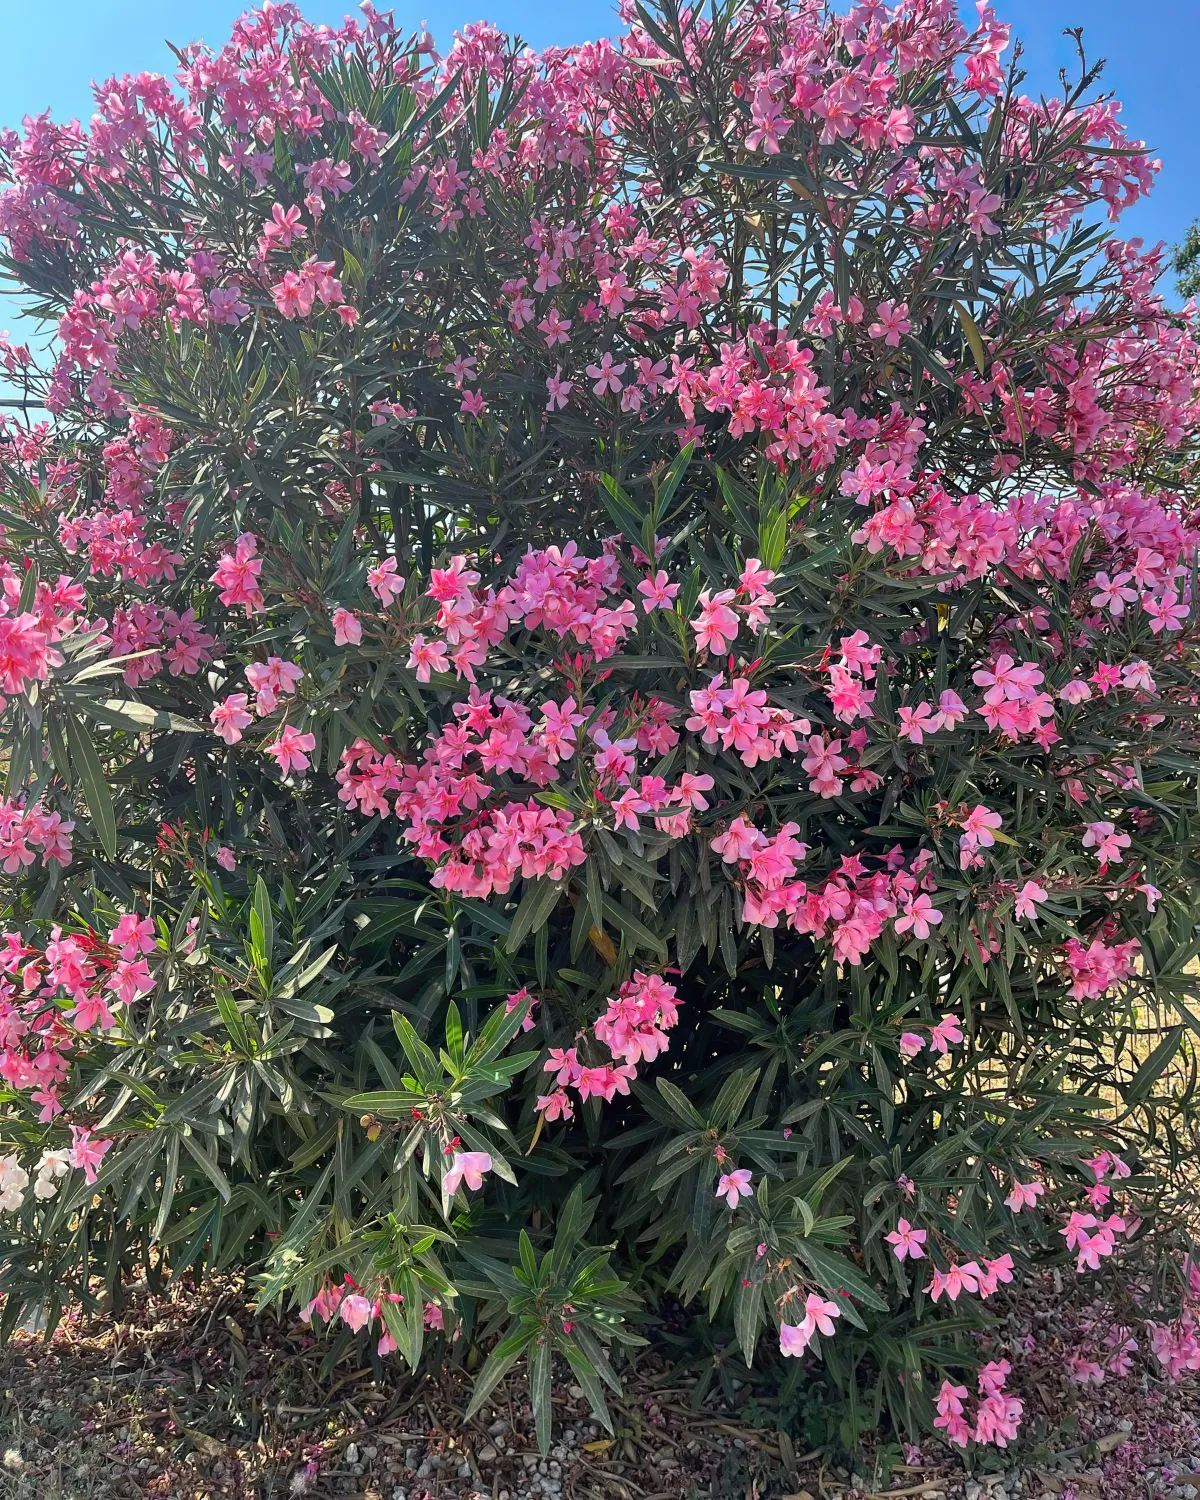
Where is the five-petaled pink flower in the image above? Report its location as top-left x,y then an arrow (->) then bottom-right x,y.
1005,1179 -> 1044,1212
339,1294 -> 374,1332
266,725 -> 316,777
691,589 -> 740,655
367,556 -> 405,607
637,570 -> 680,613
868,299 -> 912,348
407,634 -> 450,682
885,1218 -> 928,1262
68,1126 -> 112,1185
586,352 -> 626,396
211,693 -> 253,745
715,1168 -> 754,1209
443,1150 -> 493,1195
332,608 -> 362,646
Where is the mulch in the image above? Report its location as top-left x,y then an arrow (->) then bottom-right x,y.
1,1272 -> 1198,1500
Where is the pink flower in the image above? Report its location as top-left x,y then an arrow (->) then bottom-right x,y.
804,1292 -> 841,1335
68,1126 -> 112,1185
210,532 -> 264,615
929,1261 -> 980,1303
779,1292 -> 841,1357
407,634 -> 450,682
894,894 -> 942,940
637,570 -> 679,613
1082,820 -> 1131,864
266,725 -> 316,777
715,1168 -> 754,1209
1090,570 -> 1138,617
779,1321 -> 813,1358
1005,1179 -> 1044,1212
927,1014 -> 963,1054
746,88 -> 790,154
211,693 -> 253,745
216,845 -> 236,872
899,1032 -> 926,1059
711,816 -> 762,864
112,912 -> 155,958
1014,880 -> 1047,920
960,804 -> 1003,847
460,389 -> 487,417
443,1150 -> 492,1195
885,1218 -> 928,1262
340,1294 -> 374,1332
586,353 -> 625,396
332,608 -> 362,646
691,589 -> 740,655
1058,678 -> 1092,705
545,368 -> 574,410
868,299 -> 912,348
367,556 -> 405,607
536,1090 -> 574,1121
1144,589 -> 1188,633
932,689 -> 968,731
897,702 -> 935,744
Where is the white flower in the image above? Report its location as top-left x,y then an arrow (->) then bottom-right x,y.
0,1154 -> 29,1212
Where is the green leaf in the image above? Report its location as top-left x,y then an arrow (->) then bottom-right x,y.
505,878 -> 565,953
530,1336 -> 553,1454
597,474 -> 645,552
465,1329 -> 536,1419
64,708 -> 117,860
561,1342 -> 613,1433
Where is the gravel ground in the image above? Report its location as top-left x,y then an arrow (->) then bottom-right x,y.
1,1273 -> 1198,1500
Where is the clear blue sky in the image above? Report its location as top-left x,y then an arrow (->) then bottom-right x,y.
0,0 -> 1194,260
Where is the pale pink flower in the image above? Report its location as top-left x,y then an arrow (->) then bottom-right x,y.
340,1294 -> 374,1332
1005,1179 -> 1044,1212
715,1168 -> 754,1209
894,893 -> 942,940
885,1218 -> 927,1262
443,1150 -> 492,1195
691,589 -> 740,655
266,725 -> 316,777
367,556 -> 405,606
68,1126 -> 112,1185
1014,880 -> 1047,919
332,608 -> 362,645
407,634 -> 450,682
211,693 -> 253,745
779,1321 -> 813,1358
637,570 -> 679,612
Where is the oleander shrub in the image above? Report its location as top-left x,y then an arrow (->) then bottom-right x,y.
2,0 -> 1200,1452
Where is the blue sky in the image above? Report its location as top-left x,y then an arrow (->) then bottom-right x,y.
0,0 -> 1195,263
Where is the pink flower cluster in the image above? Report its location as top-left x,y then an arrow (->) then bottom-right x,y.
0,911 -> 157,1124
538,970 -> 682,1118
723,839 -> 942,968
0,797 -> 73,875
686,673 -> 808,770
935,1360 -> 1023,1450
689,559 -> 778,656
211,532 -> 265,615
301,1276 -> 444,1359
